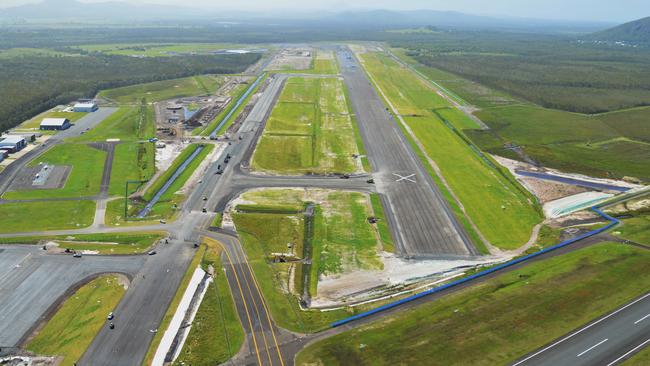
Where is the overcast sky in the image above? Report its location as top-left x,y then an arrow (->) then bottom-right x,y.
1,0 -> 648,22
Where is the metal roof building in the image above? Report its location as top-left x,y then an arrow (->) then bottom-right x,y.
0,135 -> 26,153
40,118 -> 71,131
73,102 -> 98,113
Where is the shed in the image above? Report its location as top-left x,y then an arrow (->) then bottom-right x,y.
73,102 -> 98,113
40,118 -> 71,131
0,136 -> 26,153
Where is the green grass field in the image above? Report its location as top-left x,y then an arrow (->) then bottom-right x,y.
296,242 -> 650,365
281,49 -> 339,75
474,105 -> 650,181
0,232 -> 165,254
231,188 -> 386,331
252,77 -> 362,175
360,52 -> 541,250
100,75 -> 224,104
3,144 -> 106,200
26,275 -> 126,366
615,214 -> 650,245
173,240 -> 244,365
0,200 -> 95,233
624,347 -> 650,365
72,105 -> 155,143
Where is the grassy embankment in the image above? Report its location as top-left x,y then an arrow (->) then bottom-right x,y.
172,238 -> 244,365
252,76 -> 363,175
231,188 -> 389,332
99,74 -> 224,104
26,275 -> 126,366
0,232 -> 165,254
296,242 -> 650,365
359,51 -> 541,250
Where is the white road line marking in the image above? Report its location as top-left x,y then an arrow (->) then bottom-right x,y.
634,313 -> 650,325
606,338 -> 650,366
577,338 -> 608,357
393,173 -> 416,183
512,292 -> 650,365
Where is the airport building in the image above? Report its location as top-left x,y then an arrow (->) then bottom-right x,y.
73,102 -> 98,113
40,118 -> 71,131
0,135 -> 26,153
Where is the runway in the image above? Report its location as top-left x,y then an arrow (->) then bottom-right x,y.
336,48 -> 477,258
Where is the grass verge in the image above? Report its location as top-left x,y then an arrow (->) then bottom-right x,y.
296,242 -> 650,365
26,275 -> 126,366
0,200 -> 95,233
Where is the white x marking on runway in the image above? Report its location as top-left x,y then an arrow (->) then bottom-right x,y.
393,173 -> 416,183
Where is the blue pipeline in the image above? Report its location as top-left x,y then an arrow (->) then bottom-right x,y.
137,145 -> 205,218
331,206 -> 619,328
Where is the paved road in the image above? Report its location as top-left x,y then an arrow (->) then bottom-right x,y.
0,245 -> 144,347
337,48 -> 477,258
203,231 -> 296,366
78,213 -> 210,366
512,292 -> 650,366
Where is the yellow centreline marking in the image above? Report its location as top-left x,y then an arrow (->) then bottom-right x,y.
230,237 -> 274,365
237,242 -> 286,366
215,239 -> 263,366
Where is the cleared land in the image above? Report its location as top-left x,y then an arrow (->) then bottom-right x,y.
26,275 -> 126,366
0,200 -> 95,233
296,242 -> 650,365
360,52 -> 541,250
100,75 -> 224,104
3,143 -> 106,200
252,77 -> 363,175
197,79 -> 254,136
232,188 -> 387,331
283,50 -> 339,75
78,43 -> 246,57
173,240 -> 244,365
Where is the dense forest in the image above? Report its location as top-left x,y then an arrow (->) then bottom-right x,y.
0,52 -> 260,132
392,32 -> 650,113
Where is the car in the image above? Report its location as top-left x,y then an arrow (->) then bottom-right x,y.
216,170 -> 223,175
340,174 -> 350,179
202,207 -> 207,213
73,253 -> 82,258
109,323 -> 115,329
148,137 -> 158,142
202,196 -> 207,201
159,219 -> 166,224
198,179 -> 203,184
107,312 -> 114,320
148,250 -> 157,256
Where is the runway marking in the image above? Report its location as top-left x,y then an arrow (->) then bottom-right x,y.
239,244 -> 286,366
577,338 -> 608,357
512,292 -> 650,365
229,239 -> 274,365
606,338 -> 650,366
393,173 -> 416,183
217,240 -> 263,366
634,313 -> 650,324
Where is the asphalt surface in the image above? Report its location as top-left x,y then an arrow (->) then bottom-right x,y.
0,245 -> 144,347
336,49 -> 477,258
512,292 -> 650,366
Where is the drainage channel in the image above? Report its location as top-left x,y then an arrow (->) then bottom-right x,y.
137,145 -> 205,218
209,72 -> 266,138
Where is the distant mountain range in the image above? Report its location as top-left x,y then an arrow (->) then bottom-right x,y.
0,0 -> 611,33
590,17 -> 650,43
